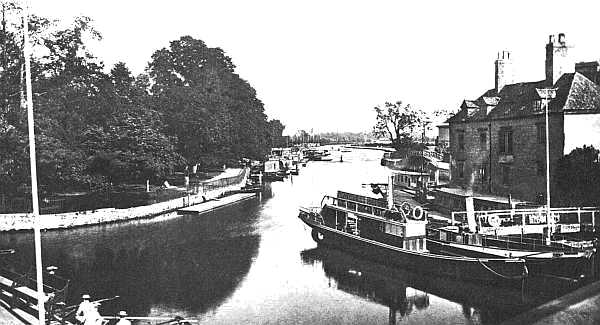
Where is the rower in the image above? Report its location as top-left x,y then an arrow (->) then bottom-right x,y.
115,310 -> 131,325
75,294 -> 103,325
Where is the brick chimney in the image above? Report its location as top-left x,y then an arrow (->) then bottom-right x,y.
545,33 -> 574,86
495,50 -> 513,93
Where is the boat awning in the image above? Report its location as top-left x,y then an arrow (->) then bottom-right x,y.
435,187 -> 531,205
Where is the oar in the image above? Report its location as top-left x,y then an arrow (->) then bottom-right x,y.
61,295 -> 121,315
155,316 -> 187,325
100,315 -> 199,323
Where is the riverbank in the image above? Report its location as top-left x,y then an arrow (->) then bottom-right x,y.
347,145 -> 395,152
0,168 -> 249,231
501,280 -> 600,325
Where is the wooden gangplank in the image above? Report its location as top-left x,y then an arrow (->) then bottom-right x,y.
178,193 -> 257,215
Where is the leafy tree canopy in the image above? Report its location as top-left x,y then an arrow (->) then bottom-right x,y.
0,13 -> 284,196
373,101 -> 425,151
555,145 -> 600,207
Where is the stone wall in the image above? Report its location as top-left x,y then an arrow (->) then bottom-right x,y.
449,114 -> 564,202
449,120 -> 491,192
0,168 -> 249,231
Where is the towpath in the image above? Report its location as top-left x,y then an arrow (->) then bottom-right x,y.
501,280 -> 600,324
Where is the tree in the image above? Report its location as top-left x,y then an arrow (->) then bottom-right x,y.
1,13 -> 281,197
266,119 -> 285,148
147,35 -> 278,165
555,145 -> 600,207
373,101 -> 424,151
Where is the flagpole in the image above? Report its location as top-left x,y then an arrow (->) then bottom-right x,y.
22,1 -> 46,323
537,88 -> 556,245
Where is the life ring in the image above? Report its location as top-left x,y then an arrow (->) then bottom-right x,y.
412,206 -> 424,220
488,214 -> 501,228
398,202 -> 411,220
400,202 -> 412,214
311,229 -> 324,243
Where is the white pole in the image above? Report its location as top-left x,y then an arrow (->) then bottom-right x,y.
545,95 -> 551,244
387,174 -> 394,209
22,1 -> 46,323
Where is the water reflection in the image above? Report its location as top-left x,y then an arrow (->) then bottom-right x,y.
0,149 -> 576,324
301,247 -> 544,324
0,197 -> 263,317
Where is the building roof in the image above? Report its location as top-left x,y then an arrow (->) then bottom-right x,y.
447,72 -> 600,124
482,96 -> 501,106
562,72 -> 600,112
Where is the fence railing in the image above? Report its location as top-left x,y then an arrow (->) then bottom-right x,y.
0,168 -> 249,214
195,168 -> 248,193
450,206 -> 600,230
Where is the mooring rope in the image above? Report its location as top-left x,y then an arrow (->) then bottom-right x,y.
477,258 -> 528,280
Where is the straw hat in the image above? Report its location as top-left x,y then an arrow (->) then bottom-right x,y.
118,311 -> 128,317
82,294 -> 91,300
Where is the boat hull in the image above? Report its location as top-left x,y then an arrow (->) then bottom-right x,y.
299,214 -> 527,286
426,238 -> 593,281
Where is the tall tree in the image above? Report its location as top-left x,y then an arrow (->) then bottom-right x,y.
373,101 -> 424,151
147,35 -> 278,165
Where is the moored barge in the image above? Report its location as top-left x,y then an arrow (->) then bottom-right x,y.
298,191 -> 528,286
426,207 -> 598,281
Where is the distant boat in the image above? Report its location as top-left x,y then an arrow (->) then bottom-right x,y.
298,190 -> 528,286
263,159 -> 286,181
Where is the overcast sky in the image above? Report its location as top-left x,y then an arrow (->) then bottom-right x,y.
30,0 -> 600,135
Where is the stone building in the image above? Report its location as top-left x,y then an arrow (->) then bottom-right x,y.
436,34 -> 600,212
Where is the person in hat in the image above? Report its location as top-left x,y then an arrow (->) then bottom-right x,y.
75,294 -> 104,325
115,310 -> 131,325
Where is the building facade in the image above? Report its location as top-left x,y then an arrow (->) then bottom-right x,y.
440,34 -> 600,208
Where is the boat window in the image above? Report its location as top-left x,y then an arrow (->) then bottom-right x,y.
357,204 -> 372,214
347,202 -> 356,211
384,223 -> 405,236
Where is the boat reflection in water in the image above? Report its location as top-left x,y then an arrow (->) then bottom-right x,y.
301,246 -> 557,325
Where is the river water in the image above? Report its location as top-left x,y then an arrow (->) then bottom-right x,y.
0,149 -> 571,324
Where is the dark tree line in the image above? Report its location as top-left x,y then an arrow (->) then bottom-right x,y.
555,145 -> 600,207
0,5 -> 284,194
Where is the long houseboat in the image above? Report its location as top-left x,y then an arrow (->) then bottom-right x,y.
298,191 -> 528,286
426,207 -> 598,281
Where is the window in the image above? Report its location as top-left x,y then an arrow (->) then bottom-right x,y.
385,223 -> 404,237
502,165 -> 510,185
479,132 -> 487,148
457,161 -> 465,178
533,100 -> 543,111
498,127 -> 513,154
537,160 -> 545,176
457,130 -> 465,150
536,123 -> 545,144
478,164 -> 488,184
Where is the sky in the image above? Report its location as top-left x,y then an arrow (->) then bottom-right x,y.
29,0 -> 600,136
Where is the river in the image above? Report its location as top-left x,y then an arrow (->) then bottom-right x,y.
0,148 -> 570,324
